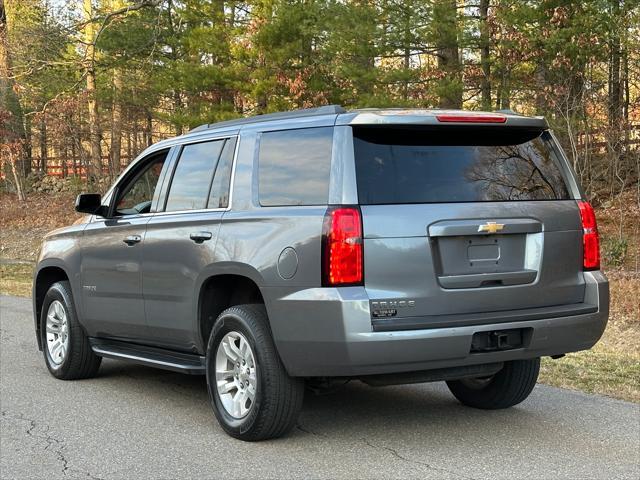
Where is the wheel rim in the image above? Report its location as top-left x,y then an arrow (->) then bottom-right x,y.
46,300 -> 69,366
215,331 -> 257,419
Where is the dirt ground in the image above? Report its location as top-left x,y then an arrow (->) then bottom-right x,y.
0,191 -> 80,261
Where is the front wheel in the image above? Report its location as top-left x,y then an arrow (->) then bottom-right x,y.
40,281 -> 101,380
446,358 -> 540,410
205,305 -> 304,441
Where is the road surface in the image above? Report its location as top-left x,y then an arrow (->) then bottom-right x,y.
1,295 -> 638,479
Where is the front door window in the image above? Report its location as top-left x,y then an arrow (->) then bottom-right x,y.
115,155 -> 166,215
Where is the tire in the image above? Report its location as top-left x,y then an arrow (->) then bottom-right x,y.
446,358 -> 540,410
205,304 -> 304,441
40,281 -> 102,380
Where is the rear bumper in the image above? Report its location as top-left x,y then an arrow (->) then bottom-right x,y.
266,271 -> 609,377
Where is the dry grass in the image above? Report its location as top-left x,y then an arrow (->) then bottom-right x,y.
596,189 -> 640,272
539,273 -> 640,402
539,191 -> 640,403
0,263 -> 33,297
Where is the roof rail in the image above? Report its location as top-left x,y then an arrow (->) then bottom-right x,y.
189,105 -> 346,133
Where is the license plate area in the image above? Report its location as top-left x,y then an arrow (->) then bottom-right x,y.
470,328 -> 531,353
435,234 -> 526,275
428,218 -> 543,289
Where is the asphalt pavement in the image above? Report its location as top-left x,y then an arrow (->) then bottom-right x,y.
1,295 -> 639,479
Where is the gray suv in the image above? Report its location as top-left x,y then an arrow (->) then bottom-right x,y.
33,106 -> 608,441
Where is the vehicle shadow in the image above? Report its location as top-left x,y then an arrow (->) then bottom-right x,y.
96,359 -> 545,442
296,380 -> 546,440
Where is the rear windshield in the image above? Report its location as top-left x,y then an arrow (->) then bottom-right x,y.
353,127 -> 572,204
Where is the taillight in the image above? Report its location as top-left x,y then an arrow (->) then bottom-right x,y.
322,206 -> 363,286
578,200 -> 600,270
436,113 -> 507,123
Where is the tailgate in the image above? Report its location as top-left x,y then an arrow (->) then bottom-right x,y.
352,124 -> 589,329
362,202 -> 587,326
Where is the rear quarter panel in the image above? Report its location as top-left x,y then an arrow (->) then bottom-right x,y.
212,124 -> 332,357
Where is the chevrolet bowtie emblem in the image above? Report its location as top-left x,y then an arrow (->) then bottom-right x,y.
478,221 -> 505,234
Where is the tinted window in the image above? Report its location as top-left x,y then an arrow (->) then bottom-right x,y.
165,140 -> 224,211
208,137 -> 236,209
116,153 -> 166,215
354,128 -> 571,204
259,127 -> 333,206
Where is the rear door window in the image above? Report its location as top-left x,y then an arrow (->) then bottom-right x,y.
258,127 -> 333,206
165,140 -> 225,211
208,137 -> 236,209
353,127 -> 571,204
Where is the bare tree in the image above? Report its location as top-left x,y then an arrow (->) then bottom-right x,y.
82,0 -> 102,179
0,0 -> 29,185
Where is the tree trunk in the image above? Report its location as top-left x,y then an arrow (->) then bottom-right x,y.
534,62 -> 546,114
108,0 -> 128,177
256,53 -> 268,114
23,113 -> 32,175
39,114 -> 47,172
479,0 -> 492,110
72,110 -> 83,177
9,148 -> 25,201
165,0 -> 185,131
622,38 -> 630,159
401,0 -> 411,102
499,70 -> 510,110
132,117 -> 138,156
608,0 -> 622,131
83,0 -> 102,179
110,67 -> 123,178
71,134 -> 78,176
216,0 -> 235,110
126,114 -> 132,164
0,0 -> 29,185
606,0 -> 623,196
433,0 -> 462,109
60,140 -> 67,178
145,110 -> 152,146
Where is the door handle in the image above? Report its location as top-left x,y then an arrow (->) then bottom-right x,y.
190,231 -> 213,244
123,235 -> 142,246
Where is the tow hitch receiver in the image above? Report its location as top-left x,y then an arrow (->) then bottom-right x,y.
470,328 -> 529,353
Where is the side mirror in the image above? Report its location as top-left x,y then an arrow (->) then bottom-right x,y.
75,193 -> 104,215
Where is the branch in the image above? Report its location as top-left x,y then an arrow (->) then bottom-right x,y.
24,71 -> 89,118
73,0 -> 161,32
92,0 -> 162,50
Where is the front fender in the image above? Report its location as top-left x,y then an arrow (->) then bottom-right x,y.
32,260 -> 76,350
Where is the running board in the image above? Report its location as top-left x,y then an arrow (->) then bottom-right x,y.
89,338 -> 206,375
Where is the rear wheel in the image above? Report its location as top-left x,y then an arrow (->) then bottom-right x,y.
40,281 -> 101,380
205,304 -> 304,441
446,358 -> 540,409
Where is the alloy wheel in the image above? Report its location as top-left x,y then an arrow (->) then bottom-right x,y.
215,331 -> 257,419
46,300 -> 69,366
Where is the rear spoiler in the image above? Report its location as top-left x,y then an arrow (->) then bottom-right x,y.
338,110 -> 548,129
